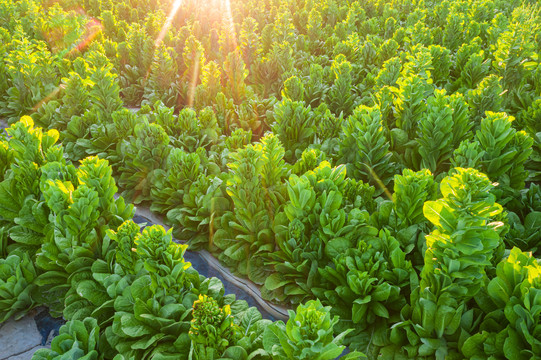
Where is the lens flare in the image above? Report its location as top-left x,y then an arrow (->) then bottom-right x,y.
65,18 -> 103,58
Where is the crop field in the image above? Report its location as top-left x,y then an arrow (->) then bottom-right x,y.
0,0 -> 540,359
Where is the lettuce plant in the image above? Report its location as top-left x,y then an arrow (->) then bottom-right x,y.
340,105 -> 398,191
416,90 -> 471,174
0,117 -> 64,256
270,98 -> 316,163
213,134 -> 287,284
118,120 -> 171,204
390,168 -> 506,358
0,38 -> 62,124
392,74 -> 432,139
505,211 -> 541,255
32,318 -> 102,360
35,156 -> 133,317
264,162 -> 371,305
328,55 -> 358,117
0,252 -> 38,322
313,229 -> 413,353
106,225 -> 200,359
166,174 -> 229,249
392,168 -> 438,265
148,103 -> 219,153
142,44 -> 179,108
452,111 -> 533,205
466,75 -> 504,124
150,148 -> 206,214
106,223 -> 255,360
527,132 -> 541,183
263,299 -> 365,359
81,108 -> 138,168
303,64 -> 328,108
466,248 -> 541,359
189,295 -> 242,359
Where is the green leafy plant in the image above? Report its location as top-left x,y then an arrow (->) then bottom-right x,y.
0,38 -> 62,124
142,44 -> 179,108
328,55 -> 358,117
32,318 -> 102,359
166,174 -> 229,249
505,211 -> 541,256
0,252 -> 38,322
392,168 -> 437,266
416,90 -> 472,174
263,299 -> 365,359
150,147 -> 207,215
118,120 -> 171,204
452,111 -> 533,205
270,98 -> 315,163
466,247 -> 541,359
264,162 -> 372,305
340,105 -> 398,191
35,156 -> 133,317
189,294 -> 242,359
213,133 -> 287,284
390,168 -> 506,358
105,225 -> 199,359
313,229 -> 413,353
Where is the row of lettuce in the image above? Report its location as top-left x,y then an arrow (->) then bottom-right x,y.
2,117 -> 540,359
0,0 -> 540,358
0,118 -> 363,360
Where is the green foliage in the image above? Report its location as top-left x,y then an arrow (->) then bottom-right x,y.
0,117 -> 63,256
36,156 -> 133,317
282,75 -> 304,102
264,162 -> 371,305
466,75 -> 504,124
391,168 -> 506,358
340,106 -> 398,190
32,318 -> 102,359
467,248 -> 541,359
392,169 -> 438,266
270,98 -> 315,163
528,132 -> 541,183
422,168 -> 505,300
505,211 -> 541,255
492,20 -> 537,90
166,174 -> 229,249
105,225 -> 198,359
0,252 -> 38,322
392,75 -> 432,138
118,120 -> 170,204
2,2 -> 541,360
0,37 -> 62,123
213,134 -> 287,284
150,148 -> 206,215
314,229 -> 413,353
452,112 -> 533,202
189,295 -> 242,359
328,55 -> 358,117
416,90 -> 455,173
263,299 -> 365,360
223,50 -> 249,104
522,98 -> 541,135
143,44 -> 179,108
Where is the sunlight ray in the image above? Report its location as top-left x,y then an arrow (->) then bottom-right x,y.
155,0 -> 183,47
222,0 -> 237,50
187,51 -> 201,107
